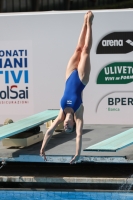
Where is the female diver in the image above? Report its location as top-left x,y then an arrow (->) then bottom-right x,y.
40,11 -> 93,164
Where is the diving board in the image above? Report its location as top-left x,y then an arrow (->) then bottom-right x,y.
84,128 -> 133,152
0,109 -> 59,140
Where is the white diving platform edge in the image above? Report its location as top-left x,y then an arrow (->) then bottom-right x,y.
0,109 -> 59,140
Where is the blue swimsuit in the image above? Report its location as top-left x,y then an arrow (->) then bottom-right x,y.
60,70 -> 85,113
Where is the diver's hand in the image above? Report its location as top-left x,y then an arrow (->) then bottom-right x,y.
40,148 -> 47,161
70,155 -> 80,164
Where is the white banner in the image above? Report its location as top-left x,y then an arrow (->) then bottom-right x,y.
0,10 -> 132,124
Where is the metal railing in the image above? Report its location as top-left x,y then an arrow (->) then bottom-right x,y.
0,0 -> 130,13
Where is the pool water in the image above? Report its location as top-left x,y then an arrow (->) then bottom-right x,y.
0,191 -> 133,200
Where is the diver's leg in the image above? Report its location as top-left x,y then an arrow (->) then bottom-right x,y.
77,11 -> 93,85
65,13 -> 88,79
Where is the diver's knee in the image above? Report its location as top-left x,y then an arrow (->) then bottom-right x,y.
82,45 -> 90,55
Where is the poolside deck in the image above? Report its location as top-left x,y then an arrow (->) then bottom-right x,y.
0,124 -> 133,163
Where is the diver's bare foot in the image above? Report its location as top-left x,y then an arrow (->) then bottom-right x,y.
87,11 -> 94,24
84,13 -> 88,25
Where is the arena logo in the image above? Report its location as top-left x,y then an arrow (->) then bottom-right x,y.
102,40 -> 123,47
96,32 -> 133,54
